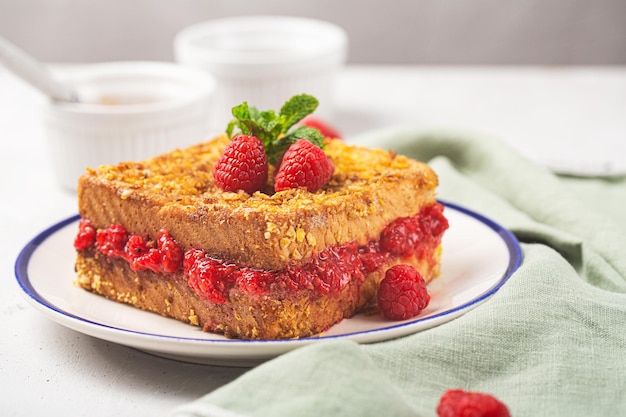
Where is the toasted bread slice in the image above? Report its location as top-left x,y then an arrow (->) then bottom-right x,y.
74,135 -> 447,339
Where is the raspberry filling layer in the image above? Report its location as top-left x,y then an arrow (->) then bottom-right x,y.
75,203 -> 448,304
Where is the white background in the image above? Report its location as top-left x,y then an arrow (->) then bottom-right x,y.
1,0 -> 625,65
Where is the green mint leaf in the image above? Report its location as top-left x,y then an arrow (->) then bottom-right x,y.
227,94 -> 325,166
251,117 -> 277,147
266,126 -> 325,164
254,110 -> 284,141
228,102 -> 252,137
265,137 -> 292,165
225,119 -> 236,138
231,102 -> 251,124
229,103 -> 284,146
286,126 -> 325,148
279,94 -> 319,131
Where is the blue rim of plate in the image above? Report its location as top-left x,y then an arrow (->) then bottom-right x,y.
14,200 -> 522,346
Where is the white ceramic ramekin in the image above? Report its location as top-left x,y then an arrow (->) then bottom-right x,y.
45,61 -> 216,190
174,16 -> 348,131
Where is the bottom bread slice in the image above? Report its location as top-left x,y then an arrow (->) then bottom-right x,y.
74,247 -> 442,340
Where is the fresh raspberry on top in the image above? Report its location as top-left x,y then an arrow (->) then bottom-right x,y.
437,389 -> 511,417
213,135 -> 268,194
299,116 -> 342,139
274,138 -> 335,193
377,264 -> 430,320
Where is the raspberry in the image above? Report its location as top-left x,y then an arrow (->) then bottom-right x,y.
133,248 -> 162,273
125,234 -> 148,263
379,217 -> 422,256
183,249 -> 205,274
213,135 -> 268,194
123,229 -> 183,273
299,116 -> 342,139
421,203 -> 449,238
358,242 -> 388,273
74,219 -> 96,250
157,228 -> 183,273
235,268 -> 275,295
274,139 -> 335,193
296,242 -> 363,294
124,234 -> 157,272
377,264 -> 430,320
437,389 -> 511,417
95,224 -> 127,257
185,250 -> 237,304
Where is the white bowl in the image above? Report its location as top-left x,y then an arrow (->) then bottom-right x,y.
45,61 -> 216,190
174,16 -> 348,131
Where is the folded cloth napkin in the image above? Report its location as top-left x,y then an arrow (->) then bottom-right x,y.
171,129 -> 626,417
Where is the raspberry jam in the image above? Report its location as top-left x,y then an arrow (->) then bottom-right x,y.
75,220 -> 184,274
74,219 -> 96,250
75,203 -> 449,304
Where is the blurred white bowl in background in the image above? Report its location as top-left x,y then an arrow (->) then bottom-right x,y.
174,15 -> 348,131
45,61 -> 216,190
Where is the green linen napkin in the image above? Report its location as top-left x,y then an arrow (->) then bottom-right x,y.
171,129 -> 626,417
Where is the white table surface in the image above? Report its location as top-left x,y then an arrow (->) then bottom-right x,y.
1,65 -> 625,416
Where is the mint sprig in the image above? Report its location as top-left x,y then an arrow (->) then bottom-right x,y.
226,94 -> 325,164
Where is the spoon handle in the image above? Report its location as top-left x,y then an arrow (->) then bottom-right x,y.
0,36 -> 78,102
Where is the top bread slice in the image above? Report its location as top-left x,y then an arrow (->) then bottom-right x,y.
78,134 -> 439,271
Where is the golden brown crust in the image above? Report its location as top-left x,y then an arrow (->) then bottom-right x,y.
78,135 -> 438,270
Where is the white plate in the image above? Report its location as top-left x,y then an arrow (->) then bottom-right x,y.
15,202 -> 521,367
